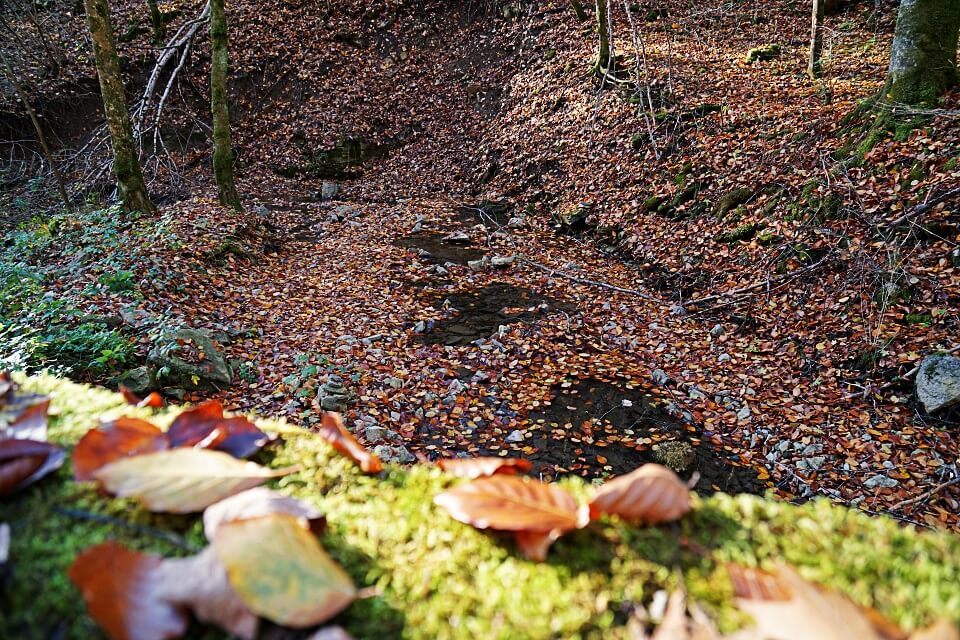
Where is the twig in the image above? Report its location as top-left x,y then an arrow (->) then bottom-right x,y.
844,343 -> 960,399
53,507 -> 198,551
519,257 -> 661,301
885,186 -> 960,230
890,477 -> 960,511
687,256 -> 832,307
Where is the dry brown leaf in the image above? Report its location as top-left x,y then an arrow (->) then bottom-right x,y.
93,448 -> 298,512
0,438 -> 64,496
68,542 -> 188,640
589,463 -> 691,523
119,386 -> 164,409
437,456 -> 532,479
4,398 -> 50,440
166,400 -> 269,458
73,418 -> 168,482
203,487 -> 325,540
317,412 -> 382,474
155,547 -> 259,640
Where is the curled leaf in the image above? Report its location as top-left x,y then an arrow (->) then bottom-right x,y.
167,400 -> 269,458
0,438 -> 64,497
93,448 -> 298,513
120,386 -> 164,409
4,399 -> 50,440
68,542 -> 188,640
437,456 -> 532,479
73,418 -> 168,482
212,514 -> 356,627
203,487 -> 325,540
317,412 -> 382,474
589,463 -> 691,523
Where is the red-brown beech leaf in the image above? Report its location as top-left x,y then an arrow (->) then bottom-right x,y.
0,438 -> 64,496
317,412 -> 382,474
167,400 -> 269,458
120,386 -> 164,409
73,418 -> 169,482
589,463 -> 691,523
68,542 -> 188,640
437,457 -> 533,479
512,529 -> 565,562
4,398 -> 50,440
435,475 -> 586,533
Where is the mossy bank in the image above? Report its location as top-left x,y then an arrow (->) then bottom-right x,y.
2,375 -> 959,639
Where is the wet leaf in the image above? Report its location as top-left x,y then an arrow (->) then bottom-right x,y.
589,463 -> 691,523
68,542 -> 188,640
317,412 -> 382,474
73,418 -> 168,482
203,487 -> 325,540
212,513 -> 356,627
167,400 -> 269,458
155,547 -> 259,640
120,386 -> 164,409
0,438 -> 64,497
437,456 -> 532,479
93,448 -> 298,513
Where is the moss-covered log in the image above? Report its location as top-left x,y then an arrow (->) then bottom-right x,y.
83,0 -> 156,215
3,375 -> 959,639
210,0 -> 242,211
885,0 -> 960,105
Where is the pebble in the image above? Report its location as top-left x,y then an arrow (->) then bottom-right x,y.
506,430 -> 524,443
718,353 -> 731,363
709,324 -> 725,337
864,475 -> 899,489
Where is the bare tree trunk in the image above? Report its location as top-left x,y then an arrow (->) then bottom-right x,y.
594,0 -> 611,73
0,52 -> 72,211
83,0 -> 156,213
885,0 -> 960,105
808,0 -> 825,79
570,0 -> 588,22
145,0 -> 165,43
209,0 -> 241,210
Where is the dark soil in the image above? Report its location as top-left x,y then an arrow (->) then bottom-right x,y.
419,283 -> 572,346
526,378 -> 763,495
394,232 -> 486,265
453,200 -> 513,228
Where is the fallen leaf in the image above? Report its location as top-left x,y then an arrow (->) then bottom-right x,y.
212,513 -> 356,627
155,547 -> 259,640
73,418 -> 168,482
120,386 -> 164,409
589,463 -> 691,523
727,564 -> 889,640
437,456 -> 532,479
0,438 -> 64,496
3,399 -> 50,440
434,474 -> 587,560
166,400 -> 269,458
317,412 -> 382,474
68,542 -> 188,640
203,487 -> 325,540
909,620 -> 960,640
93,448 -> 298,512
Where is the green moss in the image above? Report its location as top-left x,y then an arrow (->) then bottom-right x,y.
744,44 -> 781,63
3,375 -> 960,639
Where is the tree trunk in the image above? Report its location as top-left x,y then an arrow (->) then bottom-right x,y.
595,0 -> 611,73
83,0 -> 156,213
145,0 -> 165,43
570,0 -> 588,23
885,0 -> 960,105
210,0 -> 241,210
808,0 -> 825,79
0,52 -> 72,211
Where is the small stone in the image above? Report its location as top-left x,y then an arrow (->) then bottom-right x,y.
669,304 -> 687,316
709,324 -> 725,337
864,475 -> 899,489
718,353 -> 731,363
799,456 -> 825,470
507,217 -> 525,228
467,259 -> 486,271
443,231 -> 471,244
651,369 -> 670,385
413,320 -> 427,333
373,444 -> 416,465
385,376 -> 403,389
490,255 -> 516,268
321,181 -> 339,200
410,222 -> 422,233
736,403 -> 752,420
505,430 -> 524,443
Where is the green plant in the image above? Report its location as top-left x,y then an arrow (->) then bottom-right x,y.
98,269 -> 137,293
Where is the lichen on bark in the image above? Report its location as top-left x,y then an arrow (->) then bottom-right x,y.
210,0 -> 242,211
885,0 -> 960,105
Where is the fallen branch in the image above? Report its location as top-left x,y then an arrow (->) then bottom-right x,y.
519,257 -> 661,302
885,186 -> 960,230
890,477 -> 960,511
844,343 -> 960,400
686,256 -> 833,308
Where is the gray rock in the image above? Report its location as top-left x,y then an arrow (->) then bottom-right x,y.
384,376 -> 404,389
709,324 -> 725,337
798,456 -> 825,471
490,255 -> 516,268
467,258 -> 487,271
321,181 -> 339,200
507,217 -> 525,229
916,354 -> 960,413
318,375 -> 352,413
651,369 -> 670,385
864,474 -> 899,489
718,353 -> 731,363
364,425 -> 389,444
148,327 -> 232,391
505,429 -> 524,443
736,403 -> 752,421
374,444 -> 416,465
443,231 -> 471,244
115,366 -> 156,395
253,204 -> 270,218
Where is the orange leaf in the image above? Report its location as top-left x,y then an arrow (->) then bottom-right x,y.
68,542 -> 188,640
0,438 -> 64,496
589,463 -> 691,523
120,386 -> 164,409
434,475 -> 586,533
167,400 -> 269,458
512,529 -> 564,562
317,412 -> 382,474
73,418 -> 169,482
437,456 -> 532,479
